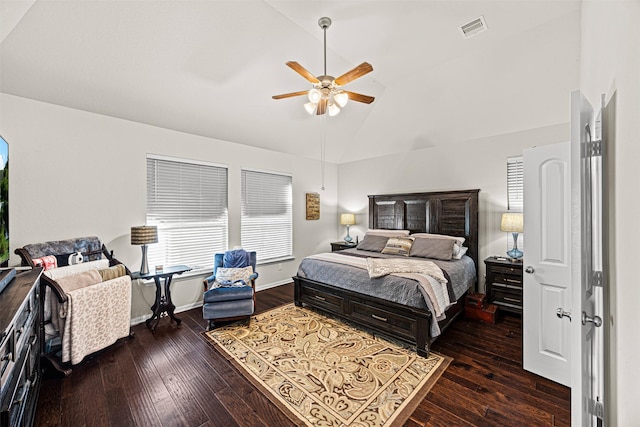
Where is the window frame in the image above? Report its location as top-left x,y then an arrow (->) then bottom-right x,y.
145,154 -> 229,272
240,168 -> 293,265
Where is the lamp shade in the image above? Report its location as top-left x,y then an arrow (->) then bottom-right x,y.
340,213 -> 356,226
500,212 -> 524,233
131,225 -> 158,245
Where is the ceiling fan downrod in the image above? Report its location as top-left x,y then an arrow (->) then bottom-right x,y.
318,17 -> 331,77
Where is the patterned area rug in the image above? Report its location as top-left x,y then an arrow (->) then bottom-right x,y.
202,303 -> 451,427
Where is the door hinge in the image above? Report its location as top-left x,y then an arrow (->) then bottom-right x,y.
593,270 -> 604,287
588,139 -> 602,157
592,397 -> 605,421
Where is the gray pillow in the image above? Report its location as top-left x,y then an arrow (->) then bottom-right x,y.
409,237 -> 455,260
357,234 -> 389,252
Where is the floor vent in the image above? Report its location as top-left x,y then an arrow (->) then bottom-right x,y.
459,16 -> 488,38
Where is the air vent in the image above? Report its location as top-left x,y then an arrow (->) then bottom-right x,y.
459,16 -> 488,38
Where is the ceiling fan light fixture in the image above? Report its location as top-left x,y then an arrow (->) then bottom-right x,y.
304,101 -> 317,115
272,17 -> 374,116
334,91 -> 348,108
308,88 -> 322,103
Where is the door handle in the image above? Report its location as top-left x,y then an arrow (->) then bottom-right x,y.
525,266 -> 535,274
582,311 -> 603,327
556,308 -> 571,322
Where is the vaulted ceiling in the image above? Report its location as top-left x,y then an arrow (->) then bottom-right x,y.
0,0 -> 581,164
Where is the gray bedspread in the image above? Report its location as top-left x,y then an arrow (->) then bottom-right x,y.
296,248 -> 476,311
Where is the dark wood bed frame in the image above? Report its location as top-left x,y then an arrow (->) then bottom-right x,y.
293,189 -> 480,357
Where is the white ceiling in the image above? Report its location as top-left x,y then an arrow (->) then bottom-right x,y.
0,0 -> 581,164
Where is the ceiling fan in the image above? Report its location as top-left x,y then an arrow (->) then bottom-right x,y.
272,17 -> 375,117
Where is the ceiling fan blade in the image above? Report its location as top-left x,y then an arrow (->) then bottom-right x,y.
286,61 -> 320,84
316,98 -> 328,115
343,90 -> 375,104
334,62 -> 373,86
272,90 -> 309,100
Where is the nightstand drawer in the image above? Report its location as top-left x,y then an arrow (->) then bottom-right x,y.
491,274 -> 523,288
491,290 -> 523,310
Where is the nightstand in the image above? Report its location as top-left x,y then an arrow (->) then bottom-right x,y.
331,241 -> 356,252
484,257 -> 524,315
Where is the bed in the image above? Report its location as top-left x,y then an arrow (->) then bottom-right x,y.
293,189 -> 480,357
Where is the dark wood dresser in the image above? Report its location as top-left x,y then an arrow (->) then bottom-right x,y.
0,268 -> 43,427
484,257 -> 523,315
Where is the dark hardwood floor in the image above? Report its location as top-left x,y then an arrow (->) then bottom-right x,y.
35,283 -> 570,426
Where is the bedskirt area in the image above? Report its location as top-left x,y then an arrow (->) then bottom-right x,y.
295,249 -> 476,339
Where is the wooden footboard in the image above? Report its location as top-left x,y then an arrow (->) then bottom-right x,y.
294,275 -> 433,357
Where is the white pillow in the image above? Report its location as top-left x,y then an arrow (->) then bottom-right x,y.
366,229 -> 411,237
452,246 -> 469,260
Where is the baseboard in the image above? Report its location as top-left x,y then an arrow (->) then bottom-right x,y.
129,280 -> 292,326
256,278 -> 292,292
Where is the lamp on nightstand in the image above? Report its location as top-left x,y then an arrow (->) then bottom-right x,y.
131,225 -> 158,275
340,213 -> 356,243
500,212 -> 524,260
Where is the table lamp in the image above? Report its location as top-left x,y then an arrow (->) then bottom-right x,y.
131,225 -> 158,275
340,213 -> 356,243
500,212 -> 524,260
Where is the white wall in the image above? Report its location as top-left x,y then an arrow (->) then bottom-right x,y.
580,1 -> 640,424
1,93 -> 339,323
337,123 -> 569,289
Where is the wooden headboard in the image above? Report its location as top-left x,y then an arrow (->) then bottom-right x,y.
368,189 -> 480,283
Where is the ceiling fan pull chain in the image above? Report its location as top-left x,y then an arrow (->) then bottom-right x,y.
321,114 -> 326,190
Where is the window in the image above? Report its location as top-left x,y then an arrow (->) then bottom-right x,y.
506,155 -> 524,251
146,155 -> 228,270
507,156 -> 523,212
241,169 -> 293,263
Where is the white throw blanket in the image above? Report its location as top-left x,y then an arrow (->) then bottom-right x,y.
308,253 -> 453,336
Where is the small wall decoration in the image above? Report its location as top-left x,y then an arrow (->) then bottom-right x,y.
306,192 -> 320,220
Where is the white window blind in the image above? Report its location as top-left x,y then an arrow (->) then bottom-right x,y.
241,169 -> 293,263
146,155 -> 228,270
507,156 -> 524,212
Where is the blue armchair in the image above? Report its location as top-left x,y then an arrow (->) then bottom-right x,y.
202,249 -> 258,330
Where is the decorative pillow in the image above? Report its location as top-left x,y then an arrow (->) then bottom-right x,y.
409,237 -> 455,260
356,234 -> 389,252
452,246 -> 469,260
216,266 -> 254,284
366,229 -> 411,237
381,236 -> 415,256
98,264 -> 127,281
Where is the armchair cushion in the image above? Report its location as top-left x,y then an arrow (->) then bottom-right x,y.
204,285 -> 254,303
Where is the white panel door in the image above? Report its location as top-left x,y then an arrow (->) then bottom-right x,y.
523,141 -> 572,386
